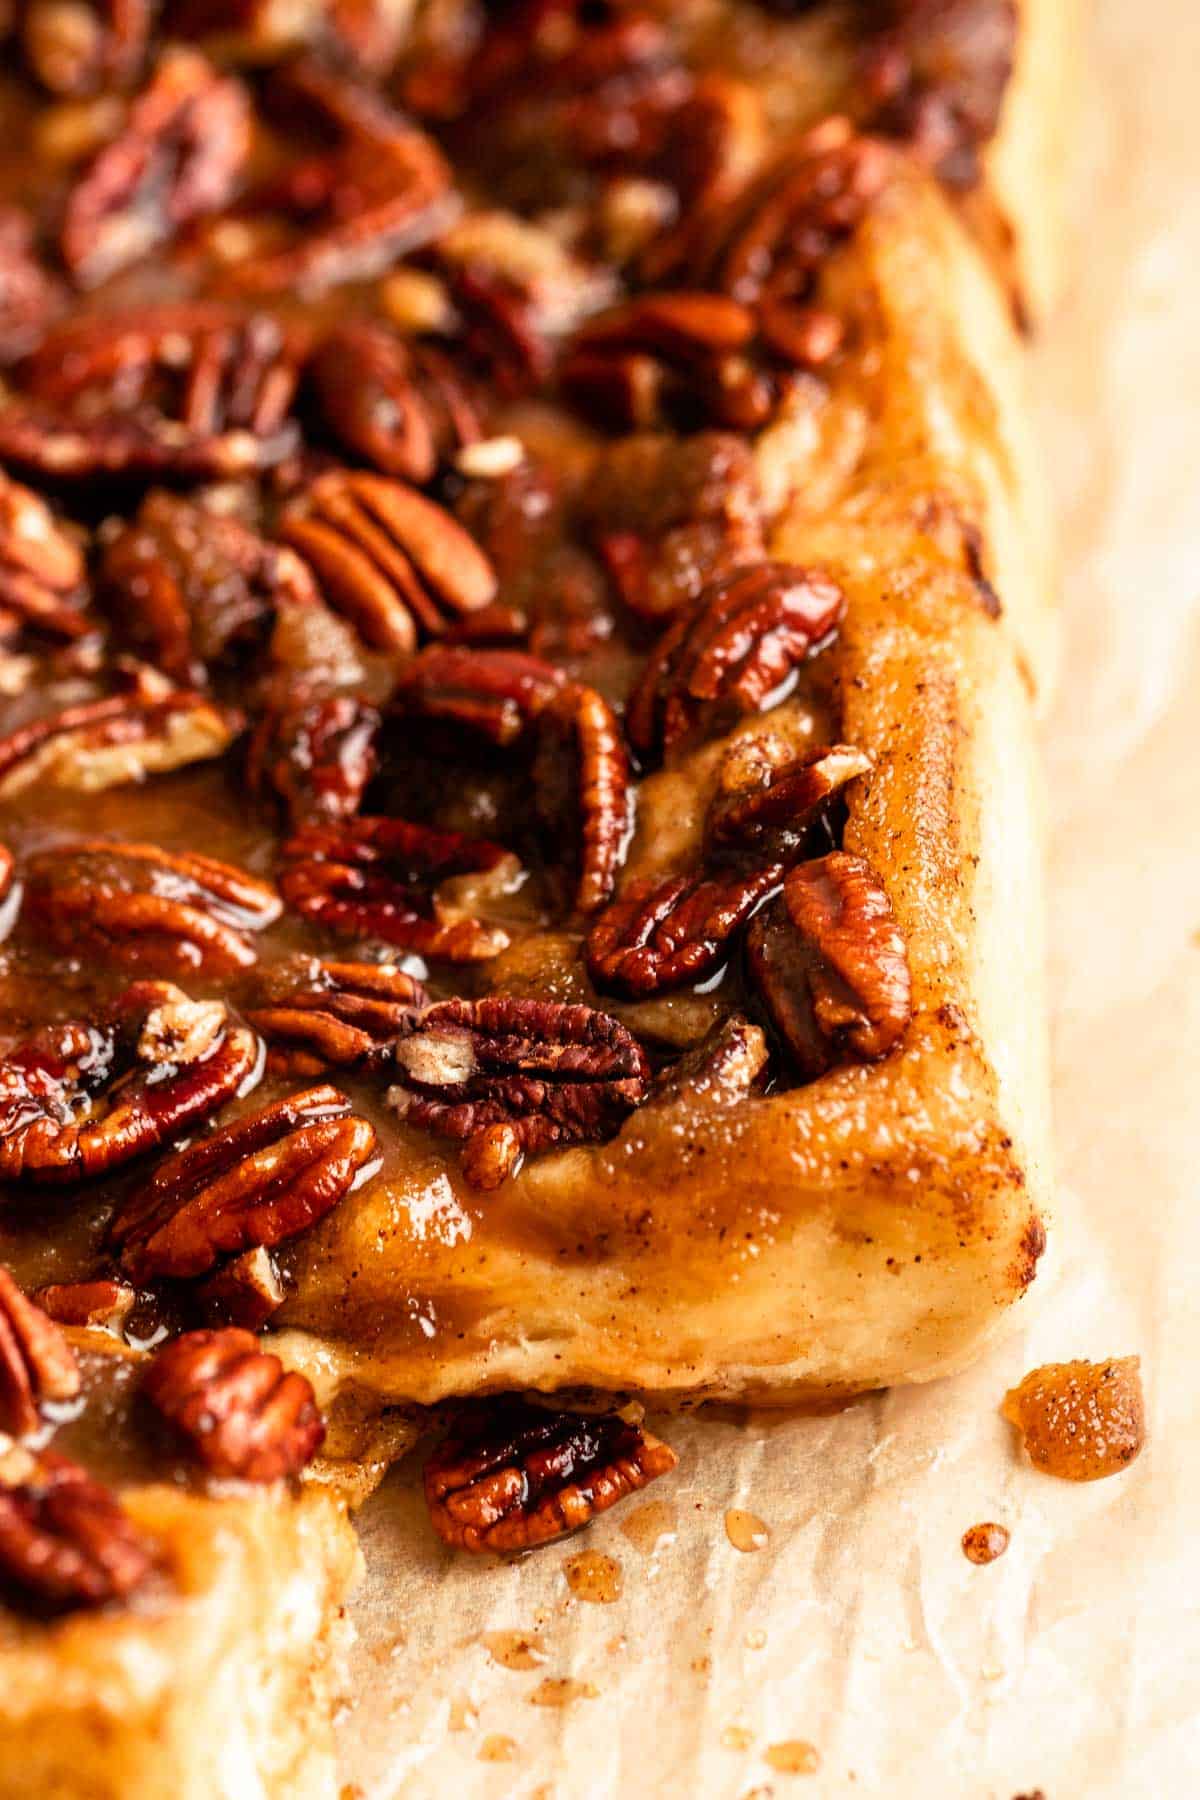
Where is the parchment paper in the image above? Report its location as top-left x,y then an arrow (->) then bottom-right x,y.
338,4 -> 1200,1792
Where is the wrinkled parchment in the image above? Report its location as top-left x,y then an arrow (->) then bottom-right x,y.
340,6 -> 1199,1792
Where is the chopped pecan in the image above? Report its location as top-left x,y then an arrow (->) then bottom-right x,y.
246,956 -> 426,1071
142,1327 -> 324,1481
21,0 -> 150,96
392,645 -> 563,748
99,490 -> 316,686
23,839 -> 281,976
0,207 -> 66,364
0,1266 -> 81,1440
195,1246 -> 285,1329
0,1453 -> 156,1613
306,319 -> 486,485
746,851 -> 912,1077
423,1397 -> 676,1553
110,1084 -> 377,1281
625,563 -> 846,759
0,981 -> 260,1183
586,863 -> 782,999
279,471 -> 497,655
0,304 -> 303,480
0,682 -> 239,799
34,1278 -> 137,1333
279,816 -> 517,960
705,739 -> 873,863
652,1015 -> 769,1108
247,692 -> 380,827
0,471 -> 91,648
533,682 -> 631,915
60,49 -> 251,287
388,995 -> 649,1189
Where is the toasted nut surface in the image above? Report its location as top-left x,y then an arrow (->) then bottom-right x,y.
0,1452 -> 157,1613
533,682 -> 632,915
0,1266 -> 81,1439
587,863 -> 783,998
142,1326 -> 325,1481
247,957 -> 427,1071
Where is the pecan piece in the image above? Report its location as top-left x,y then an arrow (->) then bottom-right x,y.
746,852 -> 912,1077
0,982 -> 261,1183
423,1398 -> 676,1553
23,840 -> 281,976
280,471 -> 497,655
0,471 -> 90,647
306,319 -> 486,484
247,692 -> 380,827
586,864 -> 782,999
0,682 -> 238,799
99,490 -> 317,686
0,1453 -> 156,1614
142,1327 -> 324,1481
705,739 -> 873,863
279,816 -> 517,961
195,1246 -> 285,1330
246,956 -> 426,1072
392,645 -> 563,748
61,49 -> 251,287
388,996 -> 649,1189
109,1085 -> 377,1282
21,0 -> 150,96
34,1279 -> 137,1333
0,207 -> 66,365
0,1266 -> 81,1440
625,563 -> 846,759
533,682 -> 632,915
652,1015 -> 769,1108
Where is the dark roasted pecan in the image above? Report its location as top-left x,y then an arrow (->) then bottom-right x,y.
423,1397 -> 676,1553
392,645 -> 563,747
651,1015 -> 769,1107
586,863 -> 782,998
110,1085 -> 377,1281
0,681 -> 238,798
0,471 -> 90,647
746,851 -> 912,1077
388,995 -> 649,1188
0,1266 -> 81,1439
0,981 -> 260,1182
533,682 -> 631,915
279,816 -> 517,960
99,490 -> 316,686
280,470 -> 497,655
625,563 -> 846,759
21,0 -> 150,96
23,839 -> 281,976
195,1246 -> 284,1329
34,1278 -> 137,1333
0,207 -> 65,363
142,1327 -> 324,1480
705,739 -> 873,863
60,49 -> 251,287
0,1453 -> 156,1613
0,305 -> 303,480
247,692 -> 380,827
306,319 -> 486,484
246,956 -> 426,1072
858,0 -> 1016,187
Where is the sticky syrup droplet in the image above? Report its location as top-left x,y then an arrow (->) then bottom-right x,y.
961,1521 -> 1010,1564
724,1508 -> 770,1552
1002,1357 -> 1145,1481
482,1630 -> 547,1671
564,1548 -> 623,1603
529,1677 -> 598,1708
765,1740 -> 821,1774
478,1734 -> 517,1762
620,1498 -> 678,1553
722,1726 -> 754,1751
448,1694 -> 478,1733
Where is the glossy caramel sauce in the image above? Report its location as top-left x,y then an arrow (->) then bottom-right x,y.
562,1547 -> 623,1603
724,1507 -> 771,1552
620,1498 -> 679,1553
482,1629 -> 547,1671
1002,1359 -> 1145,1482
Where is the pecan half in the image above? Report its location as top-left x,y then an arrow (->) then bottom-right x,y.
279,817 -> 517,960
99,490 -> 317,686
23,840 -> 281,976
423,1398 -> 677,1553
0,471 -> 90,648
60,49 -> 251,287
279,471 -> 497,655
388,995 -> 649,1188
21,0 -> 150,96
142,1327 -> 324,1481
859,0 -> 1017,188
0,683 -> 238,800
0,1453 -> 156,1613
306,319 -> 486,484
746,852 -> 912,1077
705,739 -> 873,863
0,1266 -> 81,1440
625,563 -> 846,759
34,1279 -> 137,1333
0,305 -> 303,480
651,1015 -> 769,1108
246,956 -> 427,1071
109,1085 -> 377,1281
533,682 -> 631,914
392,645 -> 563,747
0,207 -> 66,364
247,692 -> 380,827
586,863 -> 782,998
0,982 -> 261,1183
